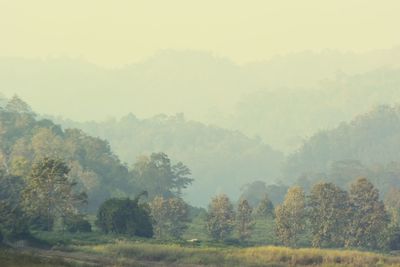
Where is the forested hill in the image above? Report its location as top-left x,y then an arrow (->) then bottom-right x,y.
2,49 -> 400,154
284,105 -> 400,194
0,97 -> 133,210
53,113 -> 284,206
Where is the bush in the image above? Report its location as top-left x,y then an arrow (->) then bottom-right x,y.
65,215 -> 92,233
29,215 -> 54,231
386,225 -> 400,250
96,197 -> 153,238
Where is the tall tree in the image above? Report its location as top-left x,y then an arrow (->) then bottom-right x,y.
346,177 -> 389,249
206,194 -> 235,241
150,196 -> 189,239
167,197 -> 190,239
255,194 -> 274,218
308,182 -> 350,248
0,169 -> 29,238
132,153 -> 193,198
236,198 -> 254,241
149,196 -> 168,238
275,186 -> 306,247
5,95 -> 34,115
22,157 -> 87,231
385,187 -> 400,226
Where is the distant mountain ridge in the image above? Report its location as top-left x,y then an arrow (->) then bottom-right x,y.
2,47 -> 400,153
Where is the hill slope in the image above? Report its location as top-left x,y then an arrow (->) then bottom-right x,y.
0,97 -> 132,210
284,105 -> 400,193
55,113 -> 284,206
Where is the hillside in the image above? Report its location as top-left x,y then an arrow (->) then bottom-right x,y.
284,104 -> 400,193
216,67 -> 400,152
0,97 -> 132,210
2,48 -> 400,153
54,113 -> 284,206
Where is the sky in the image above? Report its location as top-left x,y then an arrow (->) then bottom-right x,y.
0,0 -> 399,67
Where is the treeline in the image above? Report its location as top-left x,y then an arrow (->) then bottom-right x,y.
0,152 -> 194,241
203,178 -> 400,251
0,96 -> 193,210
0,96 -> 131,210
0,96 -> 196,241
54,111 -> 283,206
285,105 -> 400,194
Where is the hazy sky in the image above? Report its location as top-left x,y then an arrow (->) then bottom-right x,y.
1,0 -> 399,67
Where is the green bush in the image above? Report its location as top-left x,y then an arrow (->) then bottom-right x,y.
96,197 -> 153,237
65,215 -> 92,233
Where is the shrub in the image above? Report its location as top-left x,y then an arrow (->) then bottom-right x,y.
96,197 -> 153,237
65,215 -> 92,233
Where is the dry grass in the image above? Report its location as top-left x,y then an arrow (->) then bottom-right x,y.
80,240 -> 400,266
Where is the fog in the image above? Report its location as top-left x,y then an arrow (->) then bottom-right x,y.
2,0 -> 400,205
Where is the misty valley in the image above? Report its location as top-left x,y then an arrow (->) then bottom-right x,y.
2,1 -> 400,266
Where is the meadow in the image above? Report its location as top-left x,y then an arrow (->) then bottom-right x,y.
2,238 -> 400,267
2,228 -> 400,267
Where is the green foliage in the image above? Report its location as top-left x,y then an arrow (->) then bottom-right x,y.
0,170 -> 30,239
96,196 -> 153,238
275,186 -> 306,247
255,194 -> 274,218
167,197 -> 190,239
308,182 -> 350,248
206,194 -> 235,241
57,113 -> 284,206
21,157 -> 87,231
346,177 -> 389,249
5,95 -> 34,115
65,215 -> 92,233
236,199 -> 254,241
150,196 -> 190,239
131,153 -> 193,199
385,187 -> 400,226
0,100 -> 133,211
285,105 -> 400,196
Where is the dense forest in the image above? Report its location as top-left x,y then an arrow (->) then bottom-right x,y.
3,82 -> 400,266
1,48 -> 400,153
285,105 -> 400,196
53,113 -> 283,205
2,1 -> 400,266
0,96 -> 194,211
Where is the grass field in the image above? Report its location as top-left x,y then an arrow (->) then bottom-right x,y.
2,234 -> 400,267
1,217 -> 400,267
80,241 -> 400,267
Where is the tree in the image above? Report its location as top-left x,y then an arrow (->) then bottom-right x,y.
275,186 -> 306,247
308,182 -> 350,248
236,198 -> 254,241
0,170 -> 29,239
171,162 -> 193,196
149,196 -> 168,238
150,196 -> 189,239
255,194 -> 274,218
385,187 -> 400,226
206,194 -> 235,241
167,197 -> 190,238
240,181 -> 268,207
96,193 -> 153,237
21,157 -> 87,231
5,95 -> 34,115
346,177 -> 389,249
132,153 -> 193,199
